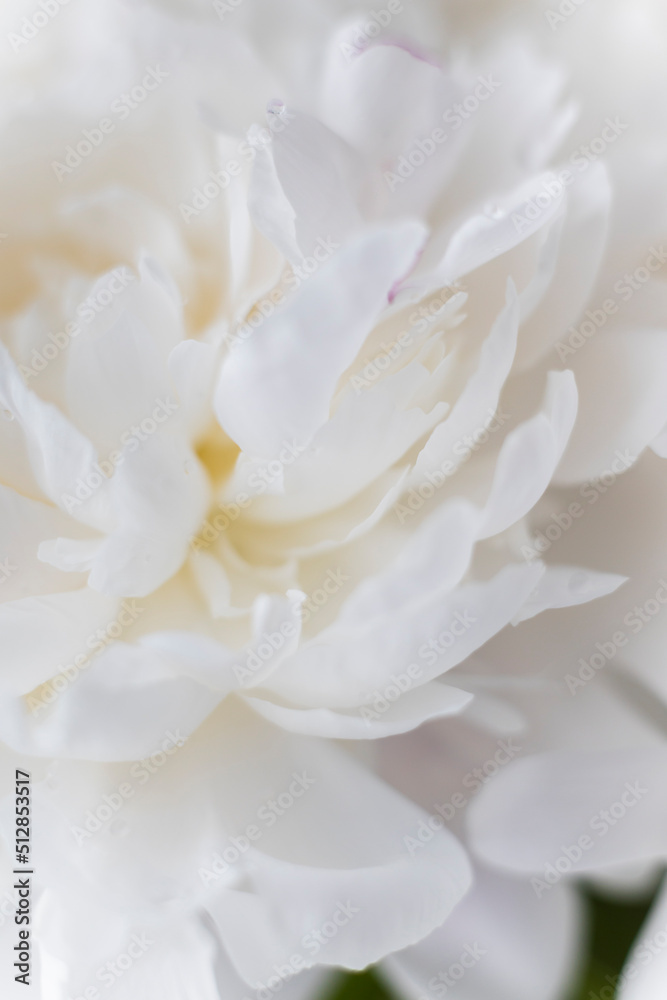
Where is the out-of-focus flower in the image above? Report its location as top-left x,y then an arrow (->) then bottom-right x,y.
0,1 -> 666,998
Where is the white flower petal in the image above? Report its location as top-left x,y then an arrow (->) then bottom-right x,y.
410,282 -> 519,487
266,562 -> 544,709
0,343 -> 112,531
382,869 -> 582,1000
512,566 -> 627,625
617,878 -> 667,1000
517,162 -> 612,370
85,434 -> 209,597
556,328 -> 667,484
468,750 -> 667,875
407,173 -> 567,295
479,369 -> 578,539
0,587 -> 120,693
249,107 -> 365,259
204,737 -> 472,980
214,220 -> 427,457
243,683 -> 473,740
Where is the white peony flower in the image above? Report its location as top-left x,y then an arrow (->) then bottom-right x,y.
0,0 -> 665,998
